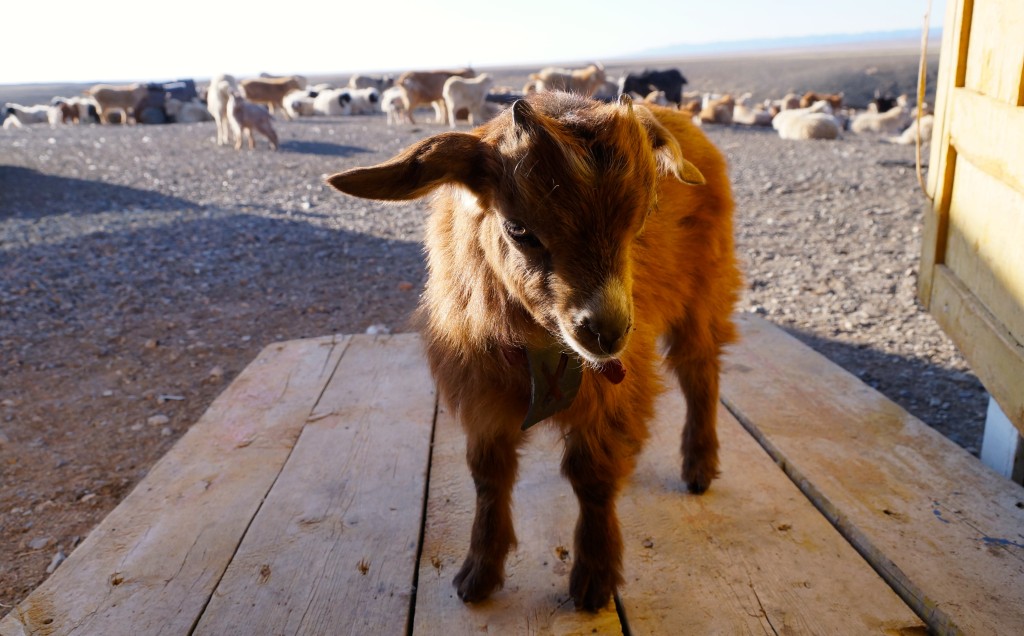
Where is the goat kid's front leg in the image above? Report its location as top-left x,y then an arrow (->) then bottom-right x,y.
454,424 -> 521,603
562,429 -> 637,612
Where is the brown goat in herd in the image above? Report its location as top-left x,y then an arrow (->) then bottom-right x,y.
327,91 -> 741,611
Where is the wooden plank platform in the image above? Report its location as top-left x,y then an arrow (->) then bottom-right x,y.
3,315 -> 1022,635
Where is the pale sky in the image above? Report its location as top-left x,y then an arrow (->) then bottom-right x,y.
3,0 -> 945,85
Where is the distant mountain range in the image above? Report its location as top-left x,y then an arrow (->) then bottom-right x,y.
632,28 -> 942,58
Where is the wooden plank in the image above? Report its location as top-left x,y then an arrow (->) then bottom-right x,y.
193,334 -> 435,636
720,313 -> 1024,635
412,406 -> 622,634
930,265 -> 1024,436
962,0 -> 1024,104
944,152 -> 1024,347
617,394 -> 924,634
0,336 -> 349,636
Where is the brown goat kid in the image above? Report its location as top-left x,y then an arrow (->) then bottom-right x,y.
327,92 -> 740,611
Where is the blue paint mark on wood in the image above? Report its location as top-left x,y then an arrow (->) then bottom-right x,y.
980,536 -> 1024,549
932,508 -> 950,524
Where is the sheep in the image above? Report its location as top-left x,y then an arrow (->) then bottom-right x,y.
799,91 -> 844,111
85,83 -> 148,124
887,114 -> 934,145
207,73 -> 238,146
312,88 -> 353,116
396,68 -> 476,124
239,75 -> 306,120
732,93 -> 773,127
778,92 -> 802,110
283,89 -> 317,118
165,98 -> 214,123
772,100 -> 840,140
227,94 -> 278,150
591,79 -> 621,102
442,73 -> 494,129
344,87 -> 381,115
638,90 -> 671,107
851,95 -> 912,135
52,96 -> 99,124
698,93 -> 735,125
326,92 -> 741,612
348,74 -> 394,92
529,62 -> 606,97
3,103 -> 50,127
49,99 -> 79,124
380,86 -> 409,125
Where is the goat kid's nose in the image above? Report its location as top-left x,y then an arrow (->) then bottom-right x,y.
573,311 -> 631,357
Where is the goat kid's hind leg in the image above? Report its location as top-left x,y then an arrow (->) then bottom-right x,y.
454,421 -> 522,603
562,425 -> 640,612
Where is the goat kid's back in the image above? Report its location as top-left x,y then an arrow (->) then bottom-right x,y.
327,92 -> 740,612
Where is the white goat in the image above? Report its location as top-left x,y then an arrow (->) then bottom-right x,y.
207,73 -> 238,146
380,86 -> 409,125
442,73 -> 494,129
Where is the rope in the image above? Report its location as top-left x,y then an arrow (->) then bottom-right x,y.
916,0 -> 933,198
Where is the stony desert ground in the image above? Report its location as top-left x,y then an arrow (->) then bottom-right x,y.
1,46 -> 988,611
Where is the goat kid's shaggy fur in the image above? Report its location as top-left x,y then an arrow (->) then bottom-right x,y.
327,92 -> 741,611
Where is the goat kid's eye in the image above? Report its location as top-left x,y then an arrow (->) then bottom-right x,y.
503,220 -> 543,249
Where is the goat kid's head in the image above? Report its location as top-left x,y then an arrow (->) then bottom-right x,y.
327,93 -> 704,364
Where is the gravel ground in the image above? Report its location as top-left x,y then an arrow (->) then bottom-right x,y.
0,64 -> 986,610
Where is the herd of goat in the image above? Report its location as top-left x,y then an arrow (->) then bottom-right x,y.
2,62 -> 933,150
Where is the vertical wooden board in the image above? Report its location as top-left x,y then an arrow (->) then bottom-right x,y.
963,0 -> 1024,104
193,334 -> 435,636
0,336 -> 349,636
413,406 -> 622,634
943,155 -> 1024,353
720,313 -> 1024,635
920,0 -> 972,304
617,393 -> 924,634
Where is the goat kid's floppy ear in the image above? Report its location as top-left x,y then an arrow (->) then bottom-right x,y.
620,96 -> 706,186
326,132 -> 493,201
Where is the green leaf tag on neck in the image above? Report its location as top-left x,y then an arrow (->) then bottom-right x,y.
521,341 -> 584,430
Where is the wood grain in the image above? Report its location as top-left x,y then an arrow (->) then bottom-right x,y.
193,334 -> 436,635
412,406 -> 622,634
617,388 -> 924,634
720,313 -> 1024,635
0,335 -> 349,636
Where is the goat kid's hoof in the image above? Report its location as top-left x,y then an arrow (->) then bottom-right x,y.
682,460 -> 719,494
569,563 -> 617,612
453,558 -> 503,603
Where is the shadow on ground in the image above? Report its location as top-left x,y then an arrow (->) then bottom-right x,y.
278,140 -> 373,157
782,325 -> 988,454
0,166 -> 199,220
